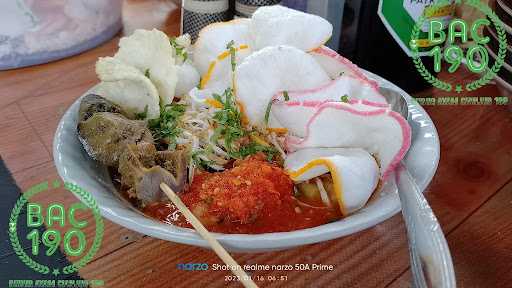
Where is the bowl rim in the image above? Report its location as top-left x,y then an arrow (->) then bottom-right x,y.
53,70 -> 440,252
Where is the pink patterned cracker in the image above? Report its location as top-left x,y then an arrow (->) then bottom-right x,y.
281,101 -> 411,180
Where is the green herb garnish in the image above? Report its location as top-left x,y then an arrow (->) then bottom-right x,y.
170,37 -> 188,61
191,149 -> 215,170
340,94 -> 349,103
211,88 -> 276,161
211,88 -> 245,153
135,105 -> 149,120
264,100 -> 274,126
144,69 -> 151,78
226,40 -> 236,72
148,104 -> 186,149
226,40 -> 235,49
233,142 -> 277,161
283,91 -> 290,101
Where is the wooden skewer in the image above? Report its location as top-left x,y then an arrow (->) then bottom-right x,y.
160,183 -> 258,288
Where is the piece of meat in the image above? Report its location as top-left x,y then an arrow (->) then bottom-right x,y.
78,94 -> 124,122
77,112 -> 153,166
118,143 -> 187,205
118,142 -> 157,181
183,153 -> 294,225
156,149 -> 187,190
135,166 -> 181,204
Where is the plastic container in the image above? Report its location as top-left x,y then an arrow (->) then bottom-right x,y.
0,0 -> 123,70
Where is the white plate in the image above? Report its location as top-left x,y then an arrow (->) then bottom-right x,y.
53,70 -> 439,253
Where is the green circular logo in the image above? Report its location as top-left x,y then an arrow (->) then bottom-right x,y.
410,0 -> 507,93
8,180 -> 104,276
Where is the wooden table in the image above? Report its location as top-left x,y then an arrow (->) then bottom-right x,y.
1,2 -> 511,287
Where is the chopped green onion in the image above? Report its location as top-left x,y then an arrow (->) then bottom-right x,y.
148,104 -> 186,149
226,40 -> 235,50
135,105 -> 149,120
264,100 -> 273,126
283,91 -> 290,101
191,149 -> 215,170
232,142 -> 277,161
210,88 -> 277,161
170,37 -> 188,61
226,40 -> 237,72
340,94 -> 349,103
211,88 -> 245,153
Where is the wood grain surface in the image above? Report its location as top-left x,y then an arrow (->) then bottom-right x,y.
1,1 -> 511,287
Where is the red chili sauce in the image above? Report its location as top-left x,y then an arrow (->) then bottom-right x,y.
144,154 -> 342,234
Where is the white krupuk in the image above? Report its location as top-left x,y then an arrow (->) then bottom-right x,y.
95,57 -> 160,119
235,45 -> 330,126
115,29 -> 178,105
250,5 -> 333,52
201,45 -> 252,94
172,34 -> 200,97
285,148 -> 380,214
175,62 -> 200,97
287,102 -> 410,179
193,18 -> 253,76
